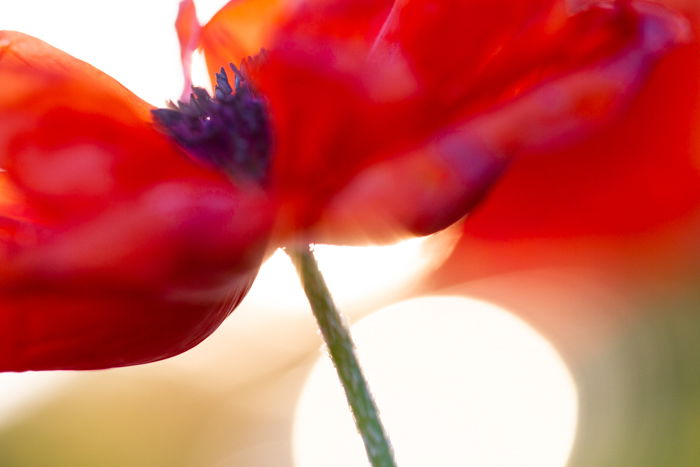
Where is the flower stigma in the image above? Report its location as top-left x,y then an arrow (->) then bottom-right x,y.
152,57 -> 271,184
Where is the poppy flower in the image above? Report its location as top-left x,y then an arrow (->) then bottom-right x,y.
0,32 -> 273,370
417,5 -> 700,466
429,0 -> 700,310
180,0 -> 691,244
0,0 -> 691,371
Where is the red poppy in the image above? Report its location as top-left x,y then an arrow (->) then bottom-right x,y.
183,0 -> 691,244
425,1 -> 700,354
429,0 -> 700,298
0,0 -> 691,371
0,32 -> 272,370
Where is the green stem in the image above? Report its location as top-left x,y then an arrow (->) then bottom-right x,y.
287,245 -> 397,467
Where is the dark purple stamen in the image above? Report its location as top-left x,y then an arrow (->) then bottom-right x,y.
152,60 -> 271,183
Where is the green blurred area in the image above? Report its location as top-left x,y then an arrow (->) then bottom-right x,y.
0,360 -> 312,467
570,289 -> 700,467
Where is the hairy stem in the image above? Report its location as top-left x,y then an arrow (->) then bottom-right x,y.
287,245 -> 397,467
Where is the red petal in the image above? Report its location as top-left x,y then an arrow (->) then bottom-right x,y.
0,32 -> 273,370
431,11 -> 700,288
0,281 -> 253,371
198,0 -> 286,82
373,0 -> 561,112
0,32 -> 235,219
310,123 -> 509,244
266,3 -> 690,243
176,0 -> 202,100
0,181 -> 270,371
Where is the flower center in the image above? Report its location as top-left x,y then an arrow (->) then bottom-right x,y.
152,61 -> 271,183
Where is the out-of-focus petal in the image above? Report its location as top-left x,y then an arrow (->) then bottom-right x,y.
0,31 -> 239,220
309,122 -> 509,245
0,31 -> 151,121
271,0 -> 395,50
0,32 -> 273,370
199,0 -> 286,82
291,3 -> 691,243
429,9 -> 700,288
372,0 -> 562,112
0,181 -> 269,371
176,0 -> 201,99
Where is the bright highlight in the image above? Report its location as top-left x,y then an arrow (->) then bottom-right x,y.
244,233 -> 455,314
293,296 -> 578,467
